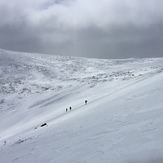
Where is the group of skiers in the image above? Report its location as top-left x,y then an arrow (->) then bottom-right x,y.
66,100 -> 88,112
34,100 -> 88,130
66,107 -> 71,112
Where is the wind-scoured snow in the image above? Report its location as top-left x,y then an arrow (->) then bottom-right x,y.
0,49 -> 163,163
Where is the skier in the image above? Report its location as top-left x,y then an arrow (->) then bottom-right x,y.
70,106 -> 72,111
66,108 -> 68,112
85,100 -> 87,105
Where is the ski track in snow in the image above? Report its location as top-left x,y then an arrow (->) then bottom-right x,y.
0,49 -> 163,163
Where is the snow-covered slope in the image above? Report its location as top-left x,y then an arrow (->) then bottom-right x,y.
0,49 -> 163,163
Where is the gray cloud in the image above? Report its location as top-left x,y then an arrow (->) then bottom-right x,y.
0,0 -> 163,58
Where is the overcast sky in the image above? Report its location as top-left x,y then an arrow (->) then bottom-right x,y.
0,0 -> 163,59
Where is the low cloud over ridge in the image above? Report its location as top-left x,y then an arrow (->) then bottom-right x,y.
0,0 -> 163,58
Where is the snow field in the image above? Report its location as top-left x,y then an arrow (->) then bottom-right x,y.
0,49 -> 163,162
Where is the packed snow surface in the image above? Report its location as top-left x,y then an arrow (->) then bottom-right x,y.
0,49 -> 163,163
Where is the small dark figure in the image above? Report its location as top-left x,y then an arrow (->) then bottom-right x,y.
66,108 -> 68,112
85,100 -> 87,105
40,123 -> 48,127
70,106 -> 72,111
